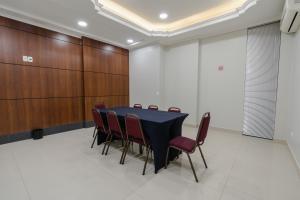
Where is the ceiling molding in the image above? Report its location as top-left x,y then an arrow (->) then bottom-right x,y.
91,0 -> 258,37
0,5 -> 127,48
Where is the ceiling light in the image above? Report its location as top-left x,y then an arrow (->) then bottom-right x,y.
127,39 -> 134,44
159,13 -> 168,20
78,21 -> 88,27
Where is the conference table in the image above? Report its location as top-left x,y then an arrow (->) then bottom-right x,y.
97,107 -> 188,173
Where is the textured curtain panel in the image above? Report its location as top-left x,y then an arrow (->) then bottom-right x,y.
243,23 -> 281,139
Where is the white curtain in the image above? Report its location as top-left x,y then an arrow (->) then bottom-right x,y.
243,23 -> 281,139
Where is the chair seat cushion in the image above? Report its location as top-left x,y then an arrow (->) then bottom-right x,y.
169,136 -> 196,153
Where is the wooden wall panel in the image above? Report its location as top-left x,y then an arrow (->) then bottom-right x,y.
82,37 -> 129,121
0,26 -> 41,66
83,46 -> 129,75
0,17 -> 81,45
0,16 -> 129,137
40,37 -> 82,70
0,64 -> 82,99
83,46 -> 110,73
0,98 -> 83,136
0,16 -> 83,137
0,26 -> 82,70
84,72 -> 111,97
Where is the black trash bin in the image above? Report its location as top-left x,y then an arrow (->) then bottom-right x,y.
31,129 -> 43,140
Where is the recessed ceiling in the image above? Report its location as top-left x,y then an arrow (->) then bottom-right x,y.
0,0 -> 285,48
93,0 -> 258,36
111,0 -> 235,23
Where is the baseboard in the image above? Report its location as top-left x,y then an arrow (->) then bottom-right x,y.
0,122 -> 84,145
286,141 -> 300,177
209,126 -> 242,134
183,123 -> 197,128
273,139 -> 287,144
83,121 -> 94,128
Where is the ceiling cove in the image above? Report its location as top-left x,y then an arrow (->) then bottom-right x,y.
91,0 -> 258,37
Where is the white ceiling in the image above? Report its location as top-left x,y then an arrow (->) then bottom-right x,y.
0,0 -> 284,49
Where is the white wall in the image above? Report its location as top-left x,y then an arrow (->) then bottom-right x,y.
129,29 -> 300,169
164,41 -> 199,125
286,30 -> 300,168
199,31 -> 247,131
274,33 -> 293,140
130,30 -> 247,130
129,45 -> 164,108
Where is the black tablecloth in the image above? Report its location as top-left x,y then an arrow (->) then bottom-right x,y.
96,107 -> 188,173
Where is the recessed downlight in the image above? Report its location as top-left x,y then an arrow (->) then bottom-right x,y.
127,39 -> 134,44
159,12 -> 168,20
78,20 -> 88,27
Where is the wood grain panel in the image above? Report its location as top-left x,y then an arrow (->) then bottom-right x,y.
0,16 -> 81,45
0,26 -> 82,70
83,45 -> 111,73
0,98 -> 83,136
0,17 -> 129,137
40,37 -> 82,70
84,96 -> 110,121
0,26 -> 41,66
0,63 -> 82,99
111,75 -> 129,96
82,37 -> 128,56
0,16 -> 84,137
47,98 -> 83,127
83,46 -> 129,75
23,98 -> 49,129
84,72 -> 111,97
0,63 -> 19,99
47,68 -> 82,98
82,36 -> 129,122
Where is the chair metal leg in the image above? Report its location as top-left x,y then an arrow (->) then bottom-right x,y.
105,136 -> 113,155
165,147 -> 170,169
186,153 -> 198,183
93,126 -> 96,137
142,146 -> 150,175
120,140 -> 129,164
91,131 -> 97,148
122,141 -> 131,164
101,134 -> 111,155
198,145 -> 208,168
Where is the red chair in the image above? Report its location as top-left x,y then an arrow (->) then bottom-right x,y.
121,114 -> 151,175
95,103 -> 106,110
133,104 -> 143,109
102,111 -> 126,157
91,109 -> 107,148
148,105 -> 158,110
165,112 -> 210,182
168,107 -> 181,113
93,103 -> 107,137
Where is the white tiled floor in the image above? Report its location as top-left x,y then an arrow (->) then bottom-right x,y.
0,126 -> 300,200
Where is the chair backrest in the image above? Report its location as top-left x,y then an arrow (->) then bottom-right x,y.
196,112 -> 210,145
148,105 -> 158,110
125,114 -> 146,145
133,104 -> 142,109
92,108 -> 106,132
95,103 -> 106,110
168,107 -> 181,113
106,111 -> 123,136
